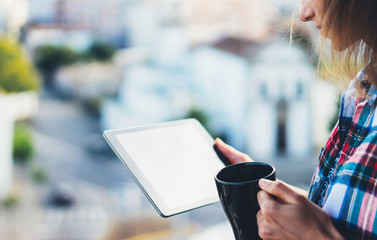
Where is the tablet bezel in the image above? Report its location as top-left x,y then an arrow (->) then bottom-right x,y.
103,118 -> 224,217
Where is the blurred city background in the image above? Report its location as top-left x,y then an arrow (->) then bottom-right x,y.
0,0 -> 341,239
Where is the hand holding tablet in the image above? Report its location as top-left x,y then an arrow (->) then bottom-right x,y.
103,119 -> 228,217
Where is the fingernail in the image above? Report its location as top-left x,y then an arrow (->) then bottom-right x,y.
259,179 -> 271,188
215,138 -> 225,146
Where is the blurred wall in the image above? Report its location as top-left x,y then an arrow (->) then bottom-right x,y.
0,95 -> 14,199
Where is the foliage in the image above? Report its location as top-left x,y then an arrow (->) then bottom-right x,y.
85,40 -> 116,62
34,41 -> 116,76
34,45 -> 80,75
0,37 -> 41,93
184,106 -> 230,140
292,31 -> 312,51
185,107 -> 209,128
13,123 -> 34,164
83,97 -> 103,117
2,194 -> 19,209
31,167 -> 48,184
184,106 -> 222,138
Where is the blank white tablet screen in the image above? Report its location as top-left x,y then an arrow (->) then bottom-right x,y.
115,123 -> 224,210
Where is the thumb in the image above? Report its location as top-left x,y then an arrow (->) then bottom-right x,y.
215,138 -> 252,163
259,179 -> 302,205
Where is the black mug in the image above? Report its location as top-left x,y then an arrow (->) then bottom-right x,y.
215,162 -> 276,240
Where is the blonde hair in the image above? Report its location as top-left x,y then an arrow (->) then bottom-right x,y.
320,0 -> 377,91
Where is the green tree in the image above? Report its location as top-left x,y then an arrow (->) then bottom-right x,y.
185,107 -> 209,128
13,123 -> 34,164
85,40 -> 116,62
31,167 -> 48,183
0,37 -> 41,93
2,195 -> 19,209
184,106 -> 220,137
34,45 -> 79,87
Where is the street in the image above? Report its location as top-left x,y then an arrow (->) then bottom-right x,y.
0,91 -> 318,239
29,92 -> 231,239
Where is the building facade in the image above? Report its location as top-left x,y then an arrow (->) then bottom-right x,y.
0,96 -> 14,199
0,0 -> 29,37
247,41 -> 314,160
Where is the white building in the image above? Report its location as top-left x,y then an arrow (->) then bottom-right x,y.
0,92 -> 38,199
100,0 -> 315,160
101,63 -> 193,130
101,0 -> 194,129
189,38 -> 315,159
0,95 -> 14,199
189,44 -> 249,149
27,0 -> 134,47
0,0 -> 29,36
25,24 -> 95,52
55,61 -> 124,100
247,40 -> 314,160
186,0 -> 278,44
0,1 -> 7,32
102,38 -> 315,161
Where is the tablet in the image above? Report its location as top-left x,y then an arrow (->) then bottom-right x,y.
103,118 -> 226,217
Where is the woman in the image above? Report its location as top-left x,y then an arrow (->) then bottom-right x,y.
215,0 -> 377,239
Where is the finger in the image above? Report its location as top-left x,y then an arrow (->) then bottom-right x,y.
256,210 -> 264,227
259,179 -> 303,205
257,200 -> 295,240
257,190 -> 280,221
258,190 -> 306,239
257,189 -> 275,205
214,138 -> 253,163
257,209 -> 281,240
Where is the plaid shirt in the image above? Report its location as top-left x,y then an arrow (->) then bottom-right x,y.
308,70 -> 377,239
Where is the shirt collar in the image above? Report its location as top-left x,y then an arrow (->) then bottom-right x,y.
355,68 -> 377,106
